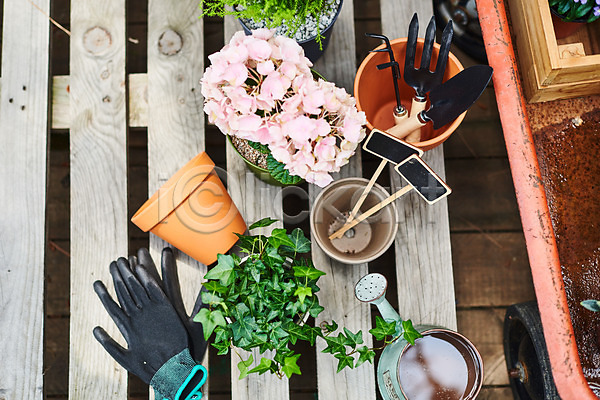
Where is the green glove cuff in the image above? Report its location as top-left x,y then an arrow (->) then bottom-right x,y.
150,348 -> 207,400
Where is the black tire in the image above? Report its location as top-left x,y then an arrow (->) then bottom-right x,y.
504,302 -> 561,400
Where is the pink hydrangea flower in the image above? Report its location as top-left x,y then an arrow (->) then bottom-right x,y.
201,29 -> 366,187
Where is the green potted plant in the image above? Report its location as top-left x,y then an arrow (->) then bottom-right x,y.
549,0 -> 600,38
193,217 -> 421,378
199,0 -> 343,61
201,29 -> 366,188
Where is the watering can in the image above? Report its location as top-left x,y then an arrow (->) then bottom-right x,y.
354,273 -> 483,400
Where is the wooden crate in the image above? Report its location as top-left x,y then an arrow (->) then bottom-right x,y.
507,0 -> 600,102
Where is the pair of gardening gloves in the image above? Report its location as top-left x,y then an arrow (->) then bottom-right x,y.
93,247 -> 208,400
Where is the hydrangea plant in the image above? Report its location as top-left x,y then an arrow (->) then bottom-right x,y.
201,29 -> 366,187
193,218 -> 421,378
550,0 -> 600,22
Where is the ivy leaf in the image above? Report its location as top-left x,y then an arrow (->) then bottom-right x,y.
193,308 -> 227,340
322,321 -> 338,333
334,352 -> 355,372
214,326 -> 231,344
286,228 -> 311,253
249,217 -> 278,230
202,280 -> 228,294
247,140 -> 270,154
234,232 -> 256,254
263,245 -> 284,268
231,315 -> 259,346
268,228 -> 296,249
248,357 -> 272,375
294,286 -> 312,304
237,354 -> 254,380
293,265 -> 326,281
307,302 -> 325,318
581,300 -> 600,312
282,354 -> 302,378
200,291 -> 223,306
369,316 -> 396,341
204,254 -> 235,286
343,328 -> 363,347
211,340 -> 231,355
267,154 -> 303,185
300,325 -> 321,346
356,346 -> 376,367
402,320 -> 422,345
322,335 -> 347,355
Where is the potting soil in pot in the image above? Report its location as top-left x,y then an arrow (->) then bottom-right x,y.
533,108 -> 600,390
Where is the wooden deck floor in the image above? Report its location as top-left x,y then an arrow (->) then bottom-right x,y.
41,0 -> 535,398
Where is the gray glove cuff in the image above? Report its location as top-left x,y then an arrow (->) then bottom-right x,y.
151,348 -> 207,400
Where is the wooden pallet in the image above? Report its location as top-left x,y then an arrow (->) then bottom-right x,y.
0,0 -> 457,398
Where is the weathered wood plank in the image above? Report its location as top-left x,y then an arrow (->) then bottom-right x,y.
310,1 -> 376,398
452,232 -> 535,307
69,0 -> 128,397
0,0 -> 50,397
222,16 -> 290,400
146,0 -> 208,398
380,0 -> 457,330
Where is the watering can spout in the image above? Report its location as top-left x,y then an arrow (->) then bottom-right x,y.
355,273 -> 402,324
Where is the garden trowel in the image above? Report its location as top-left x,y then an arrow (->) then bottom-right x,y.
387,65 -> 493,140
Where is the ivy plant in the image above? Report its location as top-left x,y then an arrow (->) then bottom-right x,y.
247,140 -> 302,185
194,218 -> 422,378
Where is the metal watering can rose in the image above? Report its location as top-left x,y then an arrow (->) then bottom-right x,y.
355,273 -> 484,400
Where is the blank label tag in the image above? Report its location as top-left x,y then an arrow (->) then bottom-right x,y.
363,129 -> 424,164
394,155 -> 451,204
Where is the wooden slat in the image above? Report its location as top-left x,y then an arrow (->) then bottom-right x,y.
310,2 -> 376,398
69,0 -> 128,397
222,16 -> 290,400
146,1 -> 207,398
380,0 -> 457,330
0,0 -> 50,397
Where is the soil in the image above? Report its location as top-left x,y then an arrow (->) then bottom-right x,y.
533,108 -> 600,387
230,136 -> 269,169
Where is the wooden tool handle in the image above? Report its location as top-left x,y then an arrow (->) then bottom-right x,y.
386,116 -> 425,139
393,107 -> 409,125
405,98 -> 427,142
329,185 -> 413,240
346,159 -> 387,224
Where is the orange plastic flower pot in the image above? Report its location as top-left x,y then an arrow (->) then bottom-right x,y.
131,152 -> 247,265
354,38 -> 465,152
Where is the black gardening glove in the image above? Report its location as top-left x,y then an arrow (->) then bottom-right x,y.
130,247 -> 208,363
94,257 -> 207,399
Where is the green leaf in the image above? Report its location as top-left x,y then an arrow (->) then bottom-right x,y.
300,325 -> 321,346
293,265 -> 326,281
214,326 -> 231,343
286,228 -> 311,253
294,286 -> 312,304
581,299 -> 600,312
575,4 -> 592,18
282,354 -> 302,378
343,328 -> 363,347
369,316 -> 397,341
248,357 -> 272,375
322,335 -> 347,355
202,280 -> 228,294
268,228 -> 296,249
193,308 -> 227,340
200,291 -> 223,306
249,217 -> 278,230
247,140 -> 270,154
211,340 -> 231,355
231,315 -> 259,347
263,245 -> 284,268
267,154 -> 303,185
322,321 -> 338,333
237,354 -> 254,380
402,320 -> 422,345
284,323 -> 303,345
334,352 -> 354,372
307,302 -> 325,318
356,346 -> 376,367
204,254 -> 236,286
234,232 -> 256,254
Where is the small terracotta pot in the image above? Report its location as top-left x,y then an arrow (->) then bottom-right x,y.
131,152 -> 247,265
354,38 -> 465,151
310,177 -> 398,264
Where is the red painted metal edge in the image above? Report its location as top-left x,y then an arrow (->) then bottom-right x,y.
476,0 -> 595,398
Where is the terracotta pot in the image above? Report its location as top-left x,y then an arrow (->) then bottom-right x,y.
131,152 -> 246,265
354,37 -> 465,152
238,0 -> 344,63
310,177 -> 398,264
550,9 -> 585,39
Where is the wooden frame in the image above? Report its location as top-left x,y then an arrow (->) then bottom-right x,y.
507,0 -> 600,102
